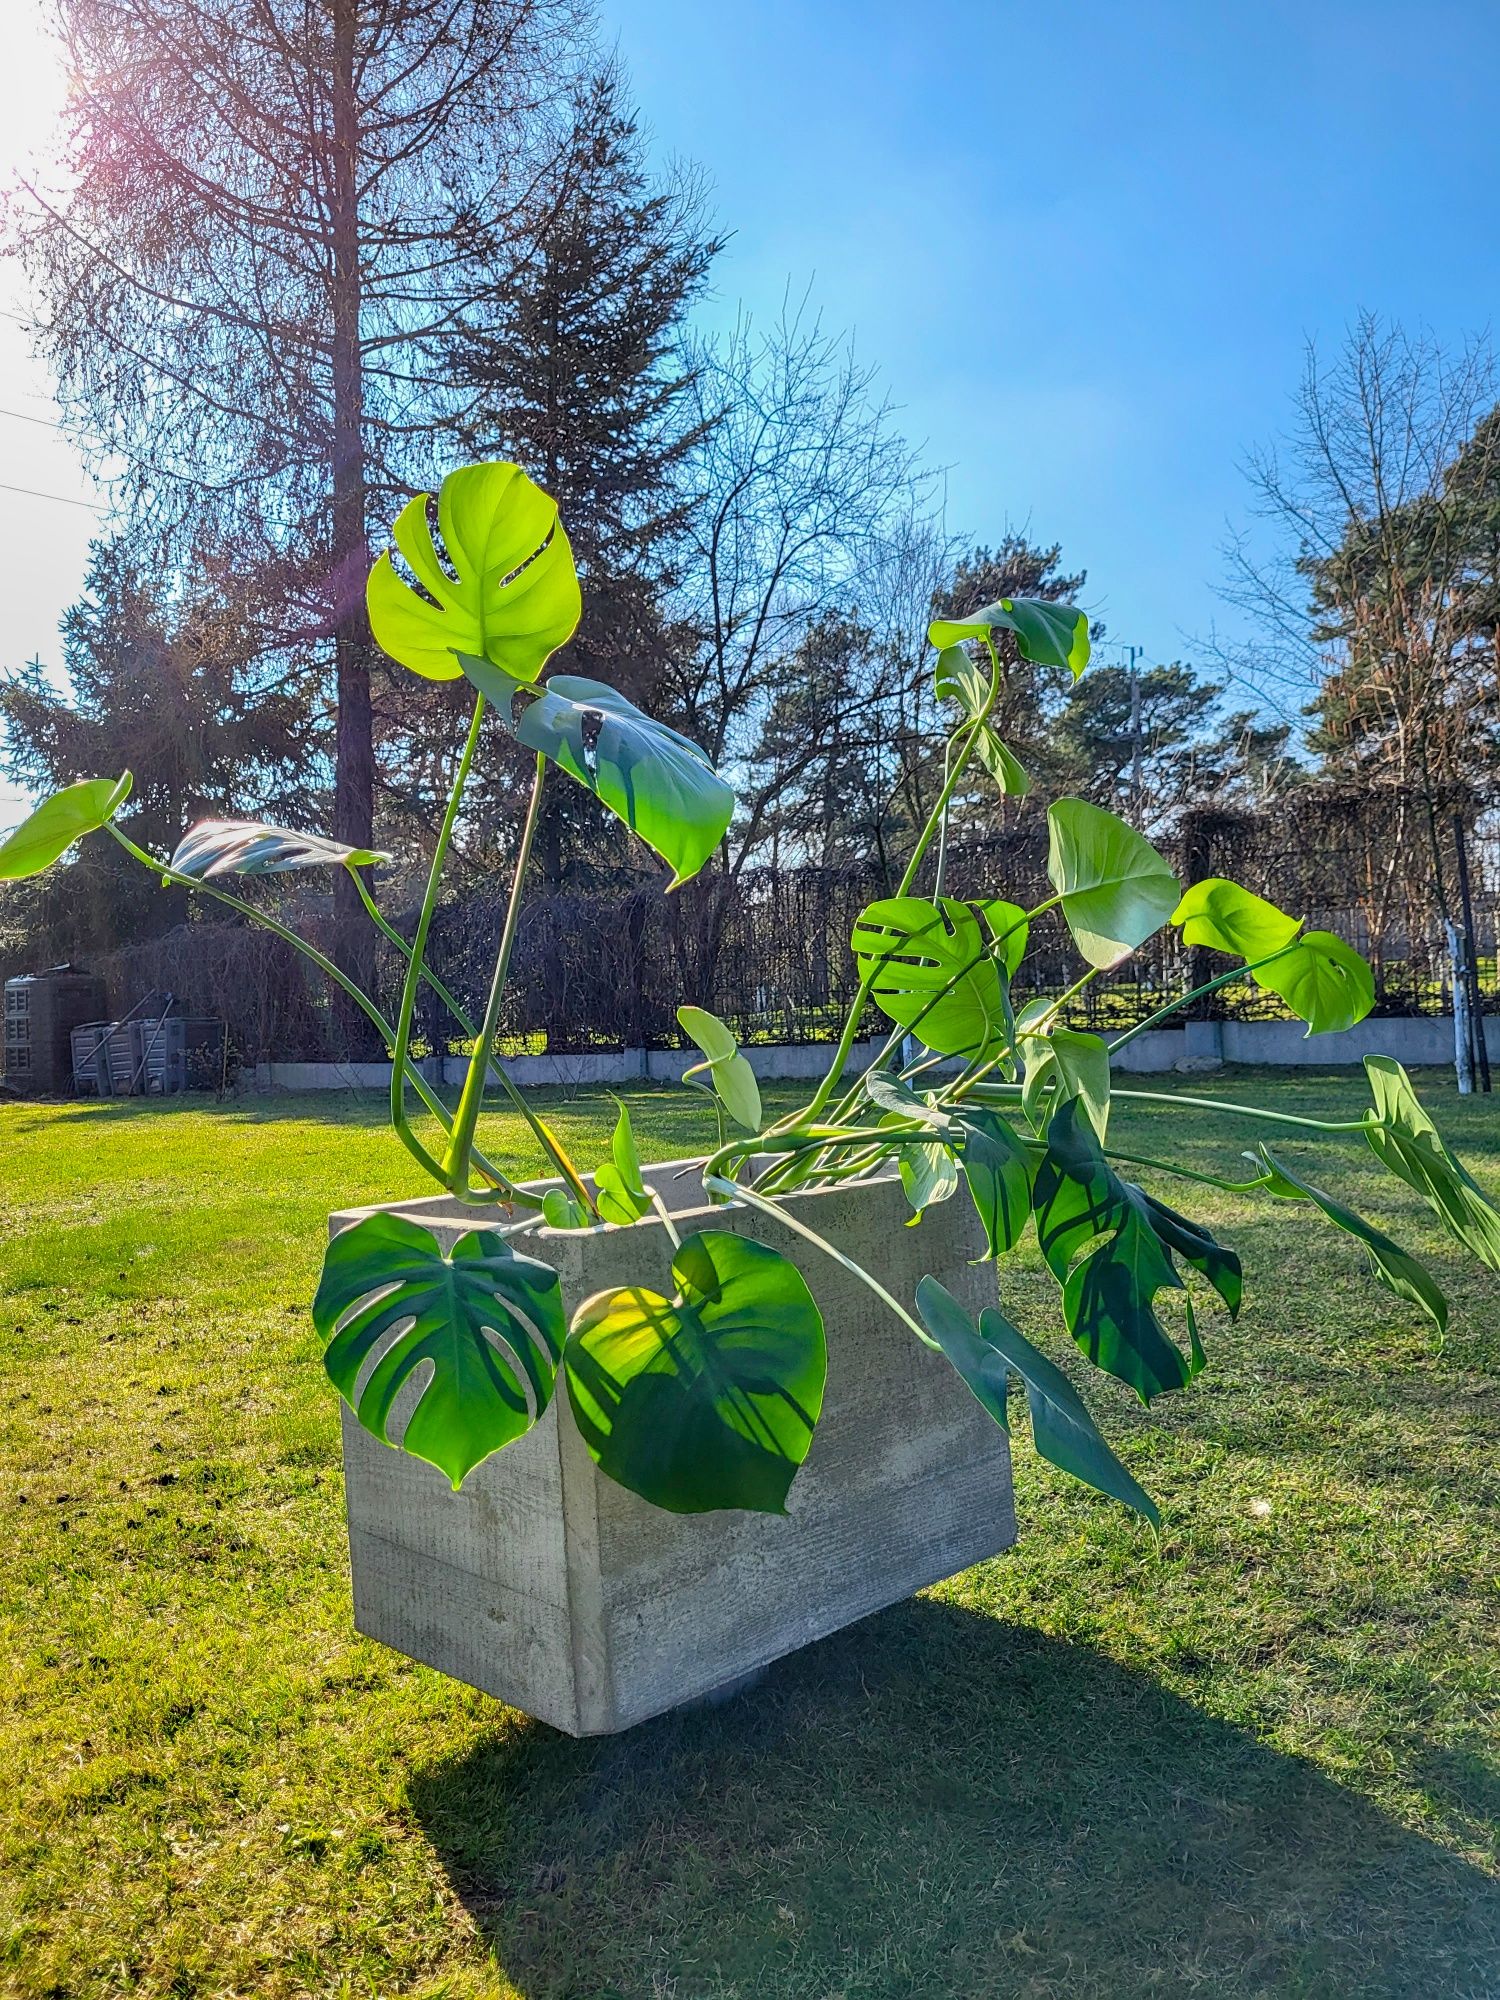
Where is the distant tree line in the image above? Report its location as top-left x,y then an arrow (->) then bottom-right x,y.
3,8 -> 1499,1018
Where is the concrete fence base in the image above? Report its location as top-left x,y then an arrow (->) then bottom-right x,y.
249,1016 -> 1496,1093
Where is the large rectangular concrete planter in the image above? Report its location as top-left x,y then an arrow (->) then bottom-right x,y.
331,1161 -> 1015,1735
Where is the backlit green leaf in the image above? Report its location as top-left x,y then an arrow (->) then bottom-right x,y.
928,598 -> 1090,679
677,1006 -> 762,1129
1019,1019 -> 1112,1139
594,1099 -> 652,1226
0,773 -> 132,880
564,1231 -> 827,1513
851,895 -> 1028,1058
1171,878 -> 1302,958
1257,930 -> 1375,1036
915,1278 -> 1158,1523
1257,1146 -> 1448,1333
1046,800 -> 1179,969
934,647 -> 1030,795
1363,1056 -> 1500,1271
367,461 -> 580,684
314,1212 -> 566,1489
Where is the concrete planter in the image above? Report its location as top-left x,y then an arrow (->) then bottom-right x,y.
331,1160 -> 1015,1735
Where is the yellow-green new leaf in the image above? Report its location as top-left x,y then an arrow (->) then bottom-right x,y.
928,598 -> 1090,679
1171,878 -> 1302,958
0,773 -> 132,880
367,461 -> 581,683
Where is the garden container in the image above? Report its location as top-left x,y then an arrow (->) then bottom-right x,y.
331,1160 -> 1016,1735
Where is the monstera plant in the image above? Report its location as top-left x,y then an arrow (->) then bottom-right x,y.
8,459 -> 1499,1527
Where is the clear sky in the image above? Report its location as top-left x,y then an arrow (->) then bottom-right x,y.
3,0 -> 1500,824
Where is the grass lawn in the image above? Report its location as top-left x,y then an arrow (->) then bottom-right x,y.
2,1070 -> 1498,2000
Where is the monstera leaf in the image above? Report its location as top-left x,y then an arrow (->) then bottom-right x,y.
1363,1056 -> 1500,1271
594,1099 -> 653,1226
851,895 -> 1028,1058
1017,1010 -> 1112,1139
934,646 -> 1030,796
677,1005 -> 762,1129
1032,1098 -> 1240,1400
928,598 -> 1091,679
367,461 -> 581,683
951,1108 -> 1034,1257
171,819 -> 391,879
0,773 -> 132,879
314,1212 -> 566,1489
897,1117 -> 960,1221
1171,879 -> 1373,1034
1256,1147 -> 1448,1333
915,1278 -> 1158,1522
1046,800 -> 1179,969
564,1231 -> 827,1513
462,662 -> 732,887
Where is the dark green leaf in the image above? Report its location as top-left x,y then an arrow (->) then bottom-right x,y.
171,819 -> 390,878
1363,1056 -> 1500,1272
915,1278 -> 1158,1523
1132,1189 -> 1242,1317
564,1231 -> 827,1514
1046,800 -> 1179,969
0,773 -> 132,880
851,895 -> 1028,1058
1257,1146 -> 1448,1333
952,1108 -> 1034,1257
928,598 -> 1091,679
314,1212 -> 566,1489
367,461 -> 580,684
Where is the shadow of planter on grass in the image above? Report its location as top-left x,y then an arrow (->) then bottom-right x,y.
407,1595 -> 1500,2000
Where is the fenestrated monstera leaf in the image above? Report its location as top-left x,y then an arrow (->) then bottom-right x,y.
934,646 -> 1030,796
851,895 -> 1029,1058
1256,1146 -> 1448,1333
1032,1098 -> 1239,1400
367,461 -> 580,684
915,1278 -> 1158,1523
928,598 -> 1090,679
677,1005 -> 762,1129
0,773 -> 132,879
462,661 -> 732,887
564,1231 -> 827,1514
1046,800 -> 1179,969
314,1211 -> 566,1489
1363,1056 -> 1500,1272
171,819 -> 391,879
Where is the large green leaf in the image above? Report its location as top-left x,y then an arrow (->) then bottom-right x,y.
1256,932 -> 1375,1035
1256,1147 -> 1448,1333
915,1278 -> 1158,1523
934,646 -> 1030,796
314,1212 -> 566,1489
1171,878 -> 1302,958
677,1005 -> 762,1129
0,773 -> 132,879
1046,800 -> 1179,969
564,1231 -> 827,1514
462,664 -> 733,887
367,461 -> 581,684
928,598 -> 1090,679
1363,1056 -> 1500,1271
851,895 -> 1028,1058
1031,1098 -> 1239,1400
952,1108 -> 1034,1257
171,819 -> 390,878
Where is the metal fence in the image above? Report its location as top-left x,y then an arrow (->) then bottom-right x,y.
72,785 -> 1500,1062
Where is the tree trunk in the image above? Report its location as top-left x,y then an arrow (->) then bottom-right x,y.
328,0 -> 377,1053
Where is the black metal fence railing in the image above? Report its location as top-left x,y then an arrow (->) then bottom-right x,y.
66,786 -> 1500,1062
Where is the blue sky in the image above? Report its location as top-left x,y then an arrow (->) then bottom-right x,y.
2,0 -> 1499,821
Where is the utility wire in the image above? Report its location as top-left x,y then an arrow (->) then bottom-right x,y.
0,478 -> 104,511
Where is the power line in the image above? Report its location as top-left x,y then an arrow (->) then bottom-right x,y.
0,404 -> 62,429
0,478 -> 104,511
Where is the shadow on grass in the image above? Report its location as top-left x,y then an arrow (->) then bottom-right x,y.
408,1597 -> 1499,2000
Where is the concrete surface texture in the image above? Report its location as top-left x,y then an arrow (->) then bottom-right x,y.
332,1161 -> 1016,1735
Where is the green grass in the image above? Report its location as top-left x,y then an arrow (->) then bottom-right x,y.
2,1071 -> 1497,2000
